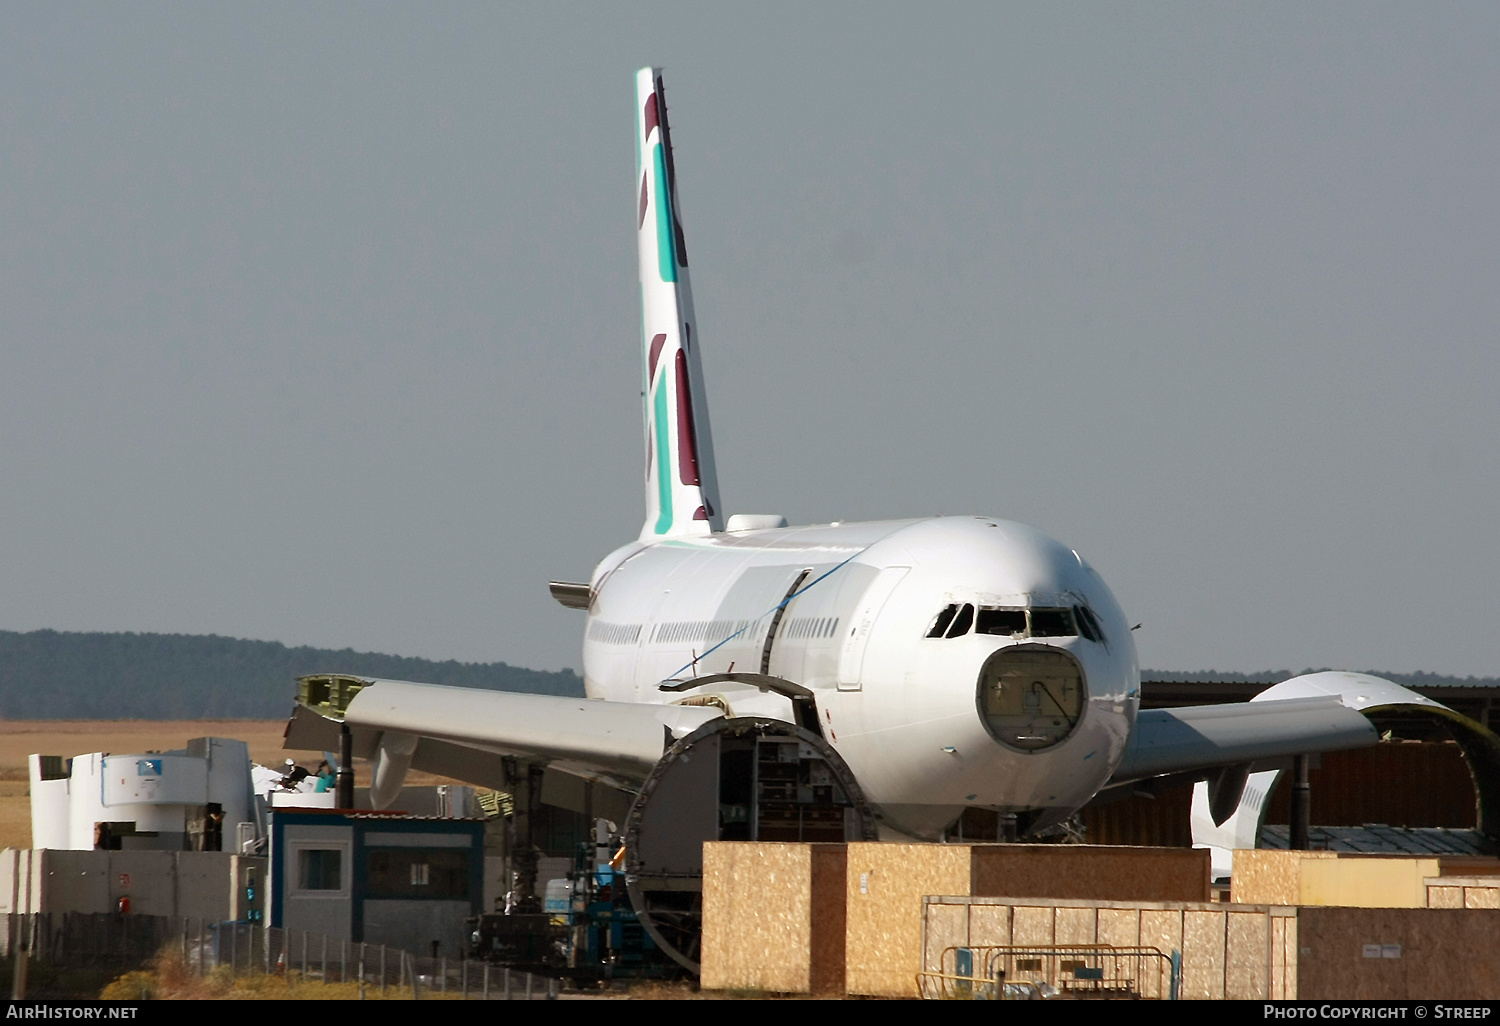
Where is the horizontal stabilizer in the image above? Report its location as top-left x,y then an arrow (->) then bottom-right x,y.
549,581 -> 591,609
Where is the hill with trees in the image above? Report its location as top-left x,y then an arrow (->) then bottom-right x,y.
0,630 -> 584,719
0,630 -> 1492,719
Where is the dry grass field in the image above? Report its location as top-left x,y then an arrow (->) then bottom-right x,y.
0,719 -> 450,850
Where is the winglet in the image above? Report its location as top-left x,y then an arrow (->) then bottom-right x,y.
636,68 -> 723,539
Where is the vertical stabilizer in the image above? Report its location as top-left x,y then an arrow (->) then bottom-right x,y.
636,67 -> 723,539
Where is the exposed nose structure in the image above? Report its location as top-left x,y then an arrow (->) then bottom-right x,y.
978,645 -> 1087,752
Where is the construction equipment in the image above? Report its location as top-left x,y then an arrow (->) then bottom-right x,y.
466,822 -> 682,983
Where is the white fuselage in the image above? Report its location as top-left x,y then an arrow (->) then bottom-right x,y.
581,515 -> 1140,839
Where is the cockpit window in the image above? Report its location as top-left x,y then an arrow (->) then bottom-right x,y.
927,605 -> 1090,641
975,608 -> 1026,637
926,604 -> 958,638
1029,608 -> 1077,637
1074,604 -> 1106,644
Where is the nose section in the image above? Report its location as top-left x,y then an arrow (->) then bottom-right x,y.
977,645 -> 1087,752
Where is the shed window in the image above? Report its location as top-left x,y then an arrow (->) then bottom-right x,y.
296,849 -> 343,891
367,849 -> 470,900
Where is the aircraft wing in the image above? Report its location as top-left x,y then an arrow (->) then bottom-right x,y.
1108,696 -> 1377,784
1107,671 -> 1454,788
284,675 -> 724,804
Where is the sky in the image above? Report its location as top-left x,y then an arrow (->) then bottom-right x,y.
2,5 -> 1498,679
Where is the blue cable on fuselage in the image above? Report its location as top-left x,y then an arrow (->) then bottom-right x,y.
664,552 -> 861,681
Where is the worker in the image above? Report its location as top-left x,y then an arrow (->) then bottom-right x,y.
313,760 -> 335,793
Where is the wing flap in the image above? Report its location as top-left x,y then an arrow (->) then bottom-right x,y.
1110,696 -> 1378,785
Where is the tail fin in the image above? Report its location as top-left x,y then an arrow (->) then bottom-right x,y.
636,67 -> 723,539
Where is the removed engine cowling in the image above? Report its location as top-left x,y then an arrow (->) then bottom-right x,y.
623,716 -> 878,973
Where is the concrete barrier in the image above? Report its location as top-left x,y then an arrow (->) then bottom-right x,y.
0,847 -> 265,953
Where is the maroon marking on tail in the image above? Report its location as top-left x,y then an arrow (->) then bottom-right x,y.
639,172 -> 649,229
693,506 -> 708,520
654,75 -> 688,266
674,350 -> 701,486
643,93 -> 659,141
648,333 -> 667,384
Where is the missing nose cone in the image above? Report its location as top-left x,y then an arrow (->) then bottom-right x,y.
977,646 -> 1087,752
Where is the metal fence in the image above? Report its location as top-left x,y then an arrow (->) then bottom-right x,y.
8,912 -> 180,970
6,914 -> 560,999
195,921 -> 559,998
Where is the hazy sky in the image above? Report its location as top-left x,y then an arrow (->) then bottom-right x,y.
3,5 -> 1497,679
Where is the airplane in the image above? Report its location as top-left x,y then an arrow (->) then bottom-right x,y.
286,67 -> 1488,969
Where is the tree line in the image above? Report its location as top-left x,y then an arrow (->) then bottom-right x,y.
0,629 -> 1490,719
0,630 -> 585,719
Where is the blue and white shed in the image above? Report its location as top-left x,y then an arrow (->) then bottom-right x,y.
270,809 -> 484,958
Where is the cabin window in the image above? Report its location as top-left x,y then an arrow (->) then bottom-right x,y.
784,616 -> 839,640
588,621 -> 644,645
